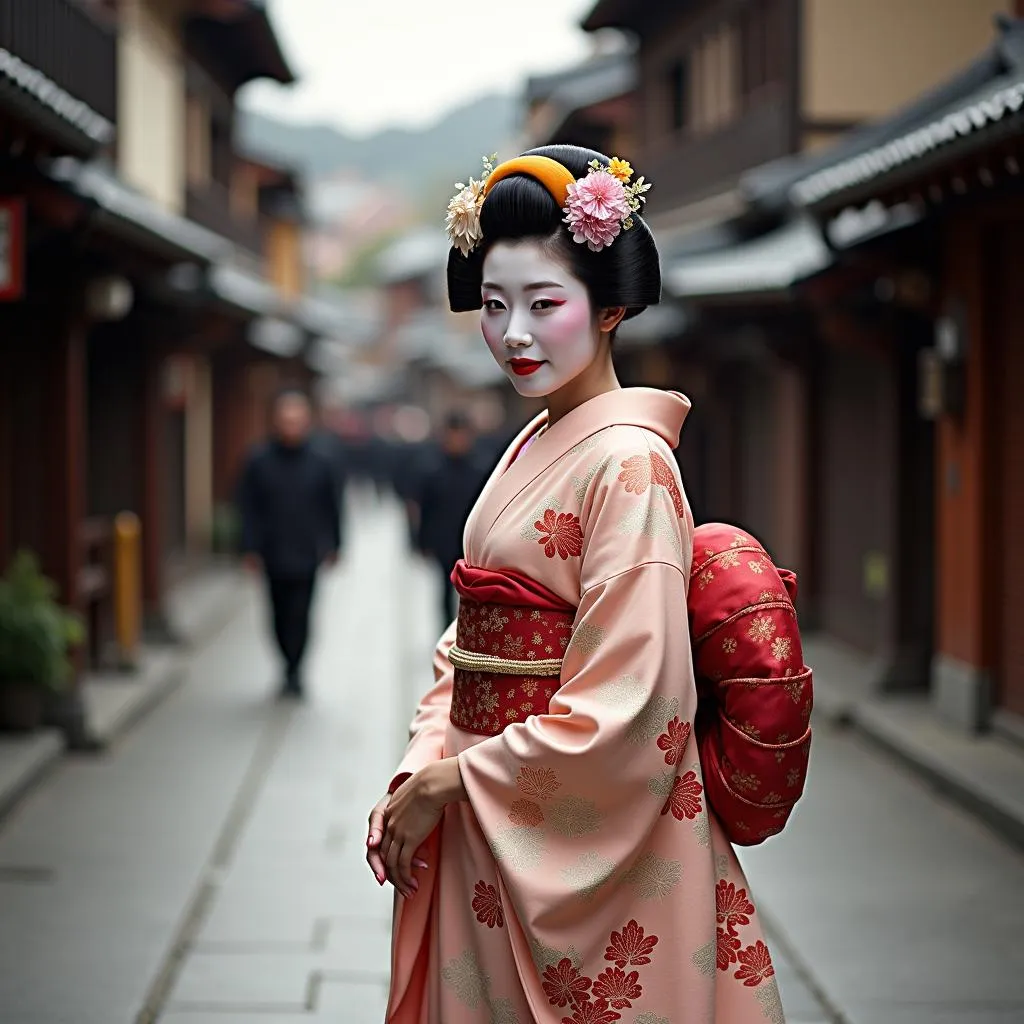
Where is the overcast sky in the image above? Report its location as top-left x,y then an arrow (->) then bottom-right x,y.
239,0 -> 600,135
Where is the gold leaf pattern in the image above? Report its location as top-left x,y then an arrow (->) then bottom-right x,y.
593,673 -> 648,714
692,939 -> 716,978
718,549 -> 741,569
569,435 -> 602,458
530,938 -> 583,972
616,497 -> 683,559
623,851 -> 682,900
547,795 -> 603,837
571,460 -> 603,504
692,811 -> 711,848
441,949 -> 490,1009
715,854 -> 730,881
756,979 -> 786,1024
747,616 -> 776,644
722,636 -> 738,655
489,998 -> 520,1024
568,621 -> 606,656
771,635 -> 792,662
560,851 -> 616,902
636,1015 -> 670,1024
628,695 -> 681,745
490,826 -> 545,871
647,769 -> 676,798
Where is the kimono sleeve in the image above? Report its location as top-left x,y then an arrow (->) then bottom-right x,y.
389,620 -> 456,792
456,434 -> 698,923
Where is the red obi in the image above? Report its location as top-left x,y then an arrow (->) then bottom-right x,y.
448,562 -> 574,736
690,523 -> 813,845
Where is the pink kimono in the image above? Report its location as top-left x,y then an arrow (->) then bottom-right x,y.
387,388 -> 784,1024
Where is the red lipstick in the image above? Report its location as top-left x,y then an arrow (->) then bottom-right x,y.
508,358 -> 545,376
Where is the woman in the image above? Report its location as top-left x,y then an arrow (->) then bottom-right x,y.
367,146 -> 786,1023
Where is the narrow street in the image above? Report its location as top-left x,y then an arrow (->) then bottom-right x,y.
0,492 -> 1021,1023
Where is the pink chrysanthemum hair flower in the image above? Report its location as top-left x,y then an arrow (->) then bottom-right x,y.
562,167 -> 632,252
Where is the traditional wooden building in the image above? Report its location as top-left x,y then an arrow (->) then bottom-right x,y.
578,0 -> 1017,691
785,13 -> 1024,736
0,0 -> 331,740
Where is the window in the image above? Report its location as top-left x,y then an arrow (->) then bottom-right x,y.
667,57 -> 690,132
740,0 -> 785,106
185,95 -> 211,186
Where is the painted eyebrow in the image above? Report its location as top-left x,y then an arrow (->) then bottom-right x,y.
480,281 -> 567,291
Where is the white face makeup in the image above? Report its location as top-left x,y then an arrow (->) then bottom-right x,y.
480,241 -> 600,399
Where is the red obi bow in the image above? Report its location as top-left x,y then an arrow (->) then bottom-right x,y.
689,524 -> 812,845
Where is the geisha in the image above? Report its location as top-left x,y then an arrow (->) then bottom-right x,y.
366,145 -> 802,1023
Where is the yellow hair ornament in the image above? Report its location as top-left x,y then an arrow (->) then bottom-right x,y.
482,156 -> 578,209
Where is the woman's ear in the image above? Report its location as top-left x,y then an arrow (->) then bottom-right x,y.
598,306 -> 627,335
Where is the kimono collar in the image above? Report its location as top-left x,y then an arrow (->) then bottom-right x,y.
466,388 -> 691,549
544,386 -> 691,449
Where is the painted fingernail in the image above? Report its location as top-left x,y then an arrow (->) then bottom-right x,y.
414,859 -> 429,870
376,874 -> 385,885
411,880 -> 419,891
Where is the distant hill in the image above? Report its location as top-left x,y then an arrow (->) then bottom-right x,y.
239,93 -> 519,205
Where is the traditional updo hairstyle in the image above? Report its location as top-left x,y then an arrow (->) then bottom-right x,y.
447,144 -> 661,322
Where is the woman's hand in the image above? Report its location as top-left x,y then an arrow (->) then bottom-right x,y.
365,779 -> 438,895
365,793 -> 393,886
380,759 -> 466,897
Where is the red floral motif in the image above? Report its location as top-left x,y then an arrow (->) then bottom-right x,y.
535,510 -> 584,560
734,940 -> 775,987
561,1000 -> 622,1024
542,957 -> 592,1008
661,770 -> 703,820
716,880 -> 755,935
617,453 -> 686,519
471,880 -> 504,929
516,764 -> 561,800
604,919 -> 659,968
618,455 -> 652,494
508,799 -> 544,827
592,967 -> 642,1009
716,927 -> 742,971
649,451 -> 687,519
656,716 -> 691,765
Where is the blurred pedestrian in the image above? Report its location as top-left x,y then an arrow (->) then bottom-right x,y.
238,389 -> 341,699
415,411 -> 487,625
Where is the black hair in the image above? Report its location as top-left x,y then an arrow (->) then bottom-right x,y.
443,409 -> 472,432
272,386 -> 310,407
447,144 -> 661,321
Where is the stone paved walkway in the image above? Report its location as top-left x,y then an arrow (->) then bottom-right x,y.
0,490 -> 1020,1022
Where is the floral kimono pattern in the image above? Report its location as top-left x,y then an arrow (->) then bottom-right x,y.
386,388 -> 785,1024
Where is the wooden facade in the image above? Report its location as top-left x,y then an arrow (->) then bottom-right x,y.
0,0 -> 314,741
571,0 -> 1012,702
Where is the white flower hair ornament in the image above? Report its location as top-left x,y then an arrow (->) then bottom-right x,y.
445,154 -> 652,257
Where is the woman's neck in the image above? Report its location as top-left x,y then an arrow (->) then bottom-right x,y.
545,346 -> 621,427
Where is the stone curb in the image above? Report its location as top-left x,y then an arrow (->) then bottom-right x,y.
83,650 -> 188,749
0,729 -> 65,824
0,573 -> 249,823
849,698 -> 1024,854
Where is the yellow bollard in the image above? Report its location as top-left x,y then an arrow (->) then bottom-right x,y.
113,511 -> 142,670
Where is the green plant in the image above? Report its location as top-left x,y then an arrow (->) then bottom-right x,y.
0,550 -> 85,692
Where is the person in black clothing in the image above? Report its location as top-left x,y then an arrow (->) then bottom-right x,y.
415,411 -> 488,626
238,390 -> 342,699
